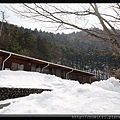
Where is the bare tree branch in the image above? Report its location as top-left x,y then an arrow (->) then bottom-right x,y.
8,3 -> 120,54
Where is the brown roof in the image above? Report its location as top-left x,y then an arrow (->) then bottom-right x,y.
0,49 -> 95,76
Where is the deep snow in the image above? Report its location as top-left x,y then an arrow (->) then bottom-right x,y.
0,70 -> 120,115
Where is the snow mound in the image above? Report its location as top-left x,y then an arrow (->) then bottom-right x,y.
0,70 -> 120,114
0,70 -> 80,91
91,77 -> 120,93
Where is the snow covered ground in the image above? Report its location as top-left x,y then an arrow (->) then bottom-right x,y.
0,70 -> 120,115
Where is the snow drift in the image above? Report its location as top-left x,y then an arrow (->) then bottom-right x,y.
0,70 -> 120,114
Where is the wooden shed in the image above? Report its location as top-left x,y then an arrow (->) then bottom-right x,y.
0,49 -> 96,83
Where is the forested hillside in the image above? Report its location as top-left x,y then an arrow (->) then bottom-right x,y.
0,21 -> 120,80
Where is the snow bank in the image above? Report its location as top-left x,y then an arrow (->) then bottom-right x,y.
0,70 -> 73,90
0,70 -> 120,114
91,77 -> 120,93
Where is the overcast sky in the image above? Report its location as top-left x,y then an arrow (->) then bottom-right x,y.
0,3 -> 115,34
0,4 -> 45,32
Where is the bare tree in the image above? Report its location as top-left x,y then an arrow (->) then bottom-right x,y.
9,3 -> 120,54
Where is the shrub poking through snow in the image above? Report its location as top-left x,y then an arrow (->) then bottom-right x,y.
114,69 -> 120,80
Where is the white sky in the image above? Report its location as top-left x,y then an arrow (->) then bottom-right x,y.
0,70 -> 120,114
0,4 -> 43,32
0,3 -> 115,34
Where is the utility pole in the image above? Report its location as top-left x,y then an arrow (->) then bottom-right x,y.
0,11 -> 5,36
